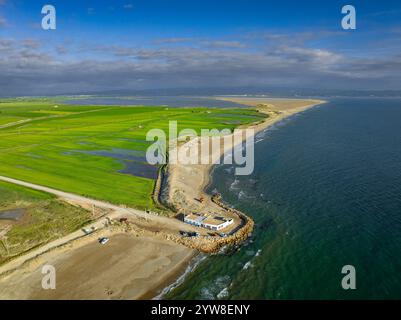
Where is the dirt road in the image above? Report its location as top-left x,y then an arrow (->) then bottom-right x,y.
0,175 -> 196,277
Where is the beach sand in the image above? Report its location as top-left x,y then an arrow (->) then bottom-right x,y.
0,232 -> 195,300
214,97 -> 324,110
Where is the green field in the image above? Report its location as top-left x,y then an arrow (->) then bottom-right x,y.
0,99 -> 265,210
0,180 -> 91,264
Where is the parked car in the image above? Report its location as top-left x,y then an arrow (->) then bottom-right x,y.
99,237 -> 109,245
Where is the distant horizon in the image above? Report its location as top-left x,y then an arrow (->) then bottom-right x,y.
2,86 -> 401,99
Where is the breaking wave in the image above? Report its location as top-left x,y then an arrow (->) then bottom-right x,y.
229,179 -> 240,191
199,275 -> 232,300
153,254 -> 207,300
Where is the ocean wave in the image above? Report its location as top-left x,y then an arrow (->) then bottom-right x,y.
216,275 -> 231,288
153,254 -> 207,300
255,130 -> 267,139
224,166 -> 234,174
217,287 -> 229,299
238,190 -> 246,200
200,275 -> 231,300
242,261 -> 253,270
229,179 -> 240,191
241,250 -> 261,271
200,287 -> 215,300
238,190 -> 255,201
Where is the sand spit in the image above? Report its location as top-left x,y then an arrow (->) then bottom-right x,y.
162,97 -> 326,252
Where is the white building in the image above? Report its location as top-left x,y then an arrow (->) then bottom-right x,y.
184,213 -> 233,231
184,213 -> 205,227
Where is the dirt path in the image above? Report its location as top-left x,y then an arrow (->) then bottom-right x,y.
0,108 -> 107,130
0,175 -> 183,225
0,175 -> 198,277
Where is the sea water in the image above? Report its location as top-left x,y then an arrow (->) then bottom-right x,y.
166,97 -> 401,299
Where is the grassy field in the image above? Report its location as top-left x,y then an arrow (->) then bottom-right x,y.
0,99 -> 265,210
0,180 -> 91,265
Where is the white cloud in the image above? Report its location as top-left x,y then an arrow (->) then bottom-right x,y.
0,16 -> 7,27
123,4 -> 134,10
1,31 -> 401,95
21,39 -> 41,49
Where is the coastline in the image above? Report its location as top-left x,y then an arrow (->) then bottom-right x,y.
203,97 -> 327,192
156,97 -> 326,298
151,253 -> 207,300
163,97 -> 326,238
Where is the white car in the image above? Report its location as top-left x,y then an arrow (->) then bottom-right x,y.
99,237 -> 109,245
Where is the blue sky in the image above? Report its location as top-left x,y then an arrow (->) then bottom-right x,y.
1,0 -> 401,95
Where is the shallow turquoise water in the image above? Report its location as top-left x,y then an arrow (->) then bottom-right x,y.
166,98 -> 401,300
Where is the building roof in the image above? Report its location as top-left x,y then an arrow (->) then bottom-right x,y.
203,216 -> 232,226
184,213 -> 233,227
184,213 -> 205,223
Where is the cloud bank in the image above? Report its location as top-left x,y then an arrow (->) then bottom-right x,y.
1,31 -> 401,96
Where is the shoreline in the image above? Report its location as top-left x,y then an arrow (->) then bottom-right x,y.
0,97 -> 326,300
163,98 -> 326,230
151,253 -> 207,300
204,97 -> 327,187
157,97 -> 326,298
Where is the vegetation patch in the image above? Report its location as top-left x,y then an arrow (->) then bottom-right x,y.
0,181 -> 91,265
0,99 -> 266,210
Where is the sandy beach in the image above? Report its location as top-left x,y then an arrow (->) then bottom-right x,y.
164,97 -> 326,234
0,232 -> 195,300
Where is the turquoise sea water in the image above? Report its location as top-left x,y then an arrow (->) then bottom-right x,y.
166,98 -> 401,300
